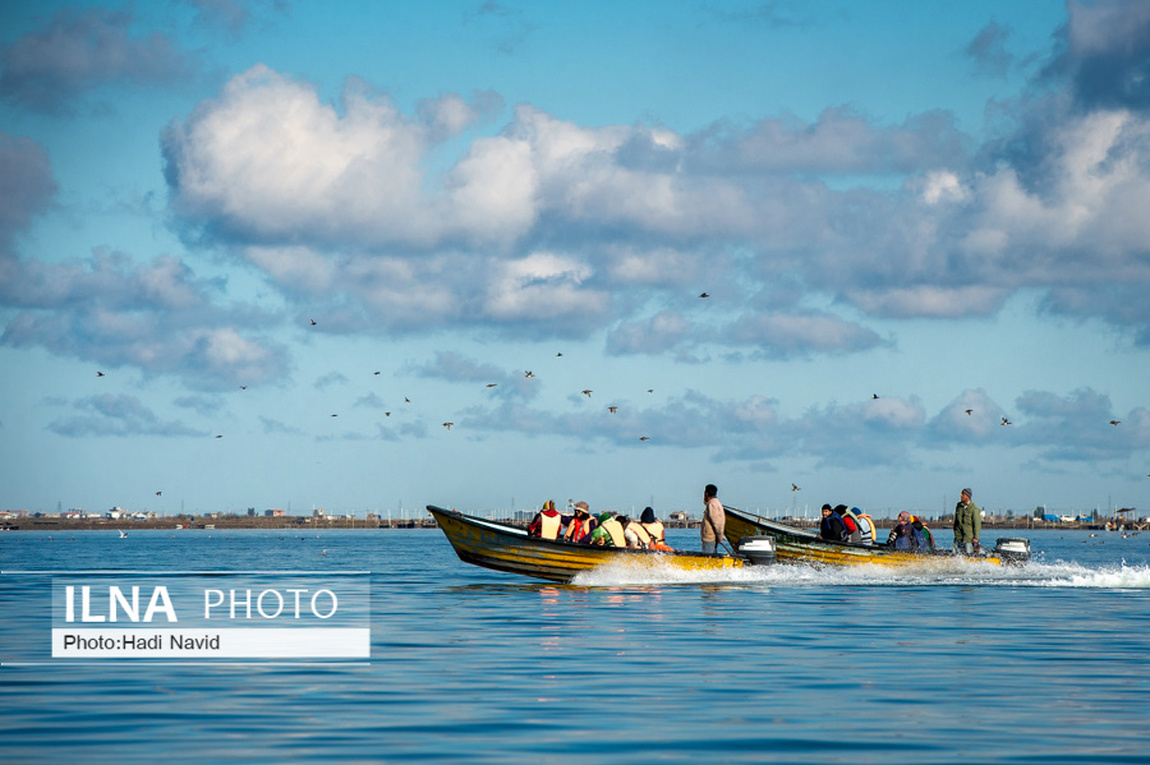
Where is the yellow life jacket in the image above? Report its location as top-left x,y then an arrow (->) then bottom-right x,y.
641,520 -> 665,543
624,521 -> 652,548
540,512 -> 562,540
599,518 -> 626,547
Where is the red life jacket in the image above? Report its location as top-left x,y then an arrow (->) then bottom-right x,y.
567,516 -> 592,543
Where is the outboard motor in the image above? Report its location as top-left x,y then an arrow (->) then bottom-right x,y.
994,537 -> 1031,564
738,536 -> 777,566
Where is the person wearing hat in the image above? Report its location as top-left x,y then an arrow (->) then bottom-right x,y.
563,501 -> 596,543
953,488 -> 981,556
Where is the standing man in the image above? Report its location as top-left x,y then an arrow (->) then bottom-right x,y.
701,483 -> 726,555
953,487 -> 981,555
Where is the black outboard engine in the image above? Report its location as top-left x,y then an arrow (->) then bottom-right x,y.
738,536 -> 777,565
994,537 -> 1031,564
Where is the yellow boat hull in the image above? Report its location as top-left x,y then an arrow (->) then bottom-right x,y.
428,505 -> 743,582
724,507 -> 1003,567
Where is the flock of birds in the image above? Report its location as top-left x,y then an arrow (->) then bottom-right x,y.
90,291 -> 1148,493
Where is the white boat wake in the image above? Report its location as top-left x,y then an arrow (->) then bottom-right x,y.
570,556 -> 1150,588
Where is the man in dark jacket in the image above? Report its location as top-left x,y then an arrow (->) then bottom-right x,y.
820,504 -> 848,542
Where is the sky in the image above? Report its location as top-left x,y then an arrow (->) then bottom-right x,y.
2,0 -> 1149,520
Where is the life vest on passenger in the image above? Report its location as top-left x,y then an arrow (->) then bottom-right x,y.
839,507 -> 867,544
528,503 -> 562,540
538,511 -> 561,540
599,517 -> 626,547
624,520 -> 652,548
852,510 -> 875,545
820,512 -> 847,542
841,513 -> 859,537
566,516 -> 592,543
641,520 -> 665,543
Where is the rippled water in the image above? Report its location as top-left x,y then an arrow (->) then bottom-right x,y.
3,526 -> 1150,763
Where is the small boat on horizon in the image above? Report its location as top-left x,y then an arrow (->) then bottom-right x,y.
427,505 -> 748,583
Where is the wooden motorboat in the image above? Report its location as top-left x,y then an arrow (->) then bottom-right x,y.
723,506 -> 1029,567
427,505 -> 745,583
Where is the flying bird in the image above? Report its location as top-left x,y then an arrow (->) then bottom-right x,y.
1110,420 -> 1121,426
582,390 -> 592,397
699,292 -> 710,298
374,371 -> 381,376
331,414 -> 338,417
310,319 -> 317,326
556,352 -> 563,357
608,406 -> 618,413
639,436 -> 650,441
524,371 -> 535,378
964,409 -> 973,415
647,389 -> 653,394
97,371 -> 105,377
384,412 -> 391,417
155,491 -> 162,496
872,394 -> 879,399
486,383 -> 498,388
404,397 -> 410,403
442,422 -> 453,430
215,434 -> 223,439
1001,417 -> 1012,426
791,483 -> 801,492
240,386 -> 246,390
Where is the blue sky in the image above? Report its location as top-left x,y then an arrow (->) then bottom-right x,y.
2,0 -> 1149,520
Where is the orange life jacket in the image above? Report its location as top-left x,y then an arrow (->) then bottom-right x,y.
566,516 -> 592,543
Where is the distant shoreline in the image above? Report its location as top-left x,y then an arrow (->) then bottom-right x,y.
2,515 -> 1121,533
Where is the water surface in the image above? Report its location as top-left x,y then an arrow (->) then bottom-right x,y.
2,526 -> 1149,763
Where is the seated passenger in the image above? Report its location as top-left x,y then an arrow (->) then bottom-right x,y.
639,506 -> 673,551
820,504 -> 848,542
619,515 -> 652,549
835,504 -> 860,543
564,502 -> 595,543
527,500 -> 562,540
844,506 -> 875,545
886,511 -> 935,551
588,512 -> 626,546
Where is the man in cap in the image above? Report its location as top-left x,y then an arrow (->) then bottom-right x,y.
953,488 -> 981,555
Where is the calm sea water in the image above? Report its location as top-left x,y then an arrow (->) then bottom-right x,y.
3,524 -> 1150,764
